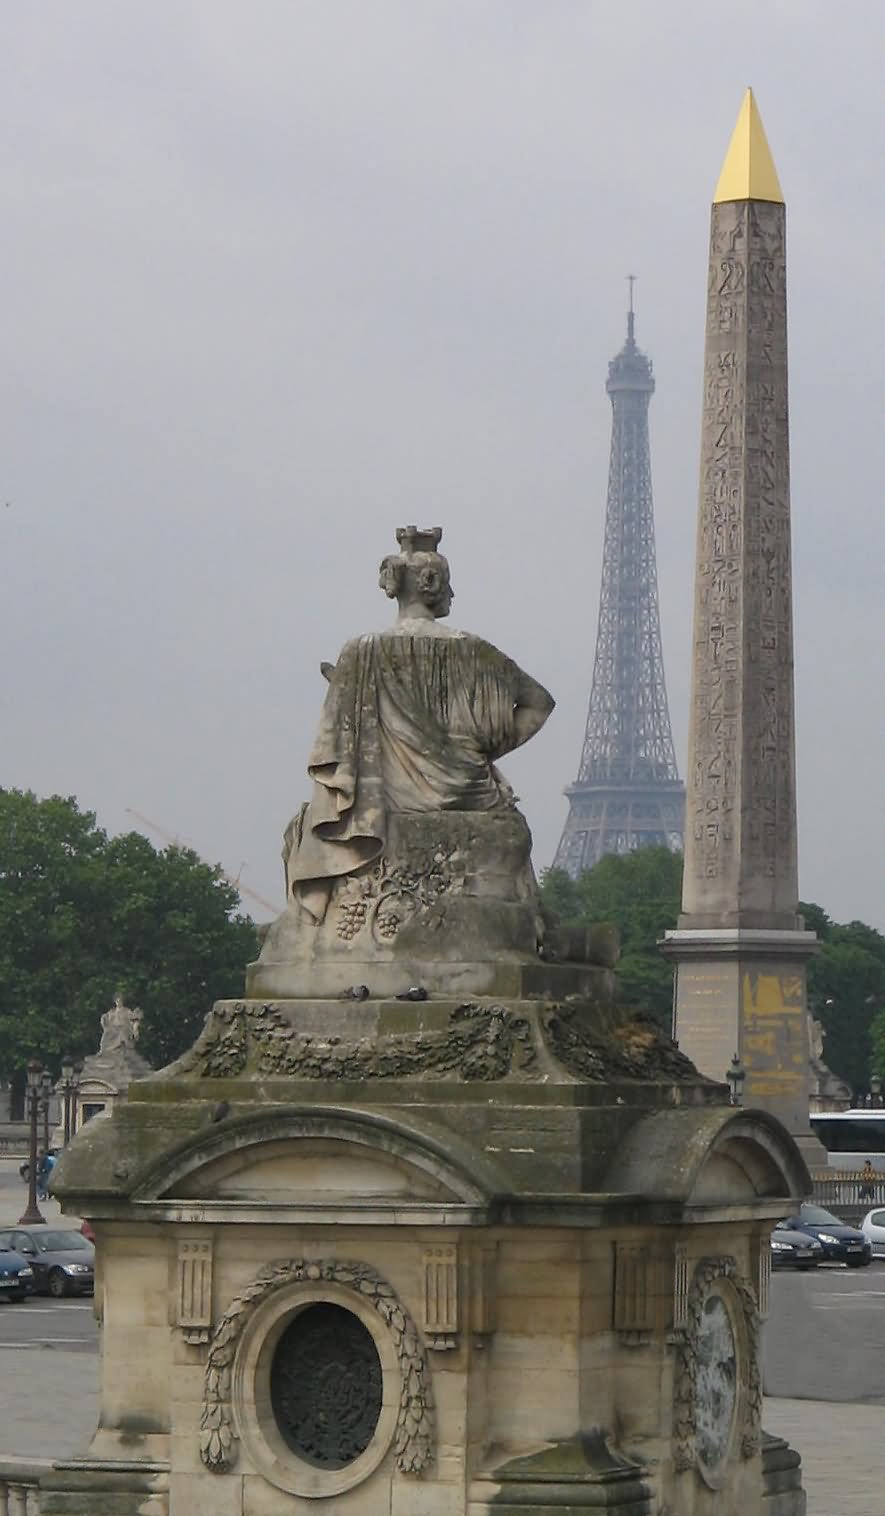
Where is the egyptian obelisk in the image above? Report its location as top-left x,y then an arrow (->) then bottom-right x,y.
663,90 -> 820,1156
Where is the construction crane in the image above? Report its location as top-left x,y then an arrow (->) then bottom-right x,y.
124,808 -> 281,917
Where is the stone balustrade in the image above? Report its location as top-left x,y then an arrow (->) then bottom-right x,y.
0,1463 -> 44,1515
810,1169 -> 885,1226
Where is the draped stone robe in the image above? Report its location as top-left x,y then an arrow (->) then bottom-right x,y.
288,623 -> 522,923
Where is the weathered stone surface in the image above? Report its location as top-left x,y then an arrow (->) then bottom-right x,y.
284,525 -> 553,907
146,995 -> 700,1090
250,811 -> 549,999
680,198 -> 797,933
252,526 -> 555,999
667,189 -> 819,1153
470,1426 -> 652,1511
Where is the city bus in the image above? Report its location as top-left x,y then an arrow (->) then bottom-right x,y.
810,1110 -> 885,1169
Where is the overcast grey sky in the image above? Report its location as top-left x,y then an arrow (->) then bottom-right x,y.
2,1 -> 882,928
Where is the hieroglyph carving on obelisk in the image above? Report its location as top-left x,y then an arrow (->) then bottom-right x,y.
664,91 -> 819,1150
684,157 -> 796,928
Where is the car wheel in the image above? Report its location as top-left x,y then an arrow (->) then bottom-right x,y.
847,1258 -> 869,1269
9,1288 -> 28,1302
47,1268 -> 69,1298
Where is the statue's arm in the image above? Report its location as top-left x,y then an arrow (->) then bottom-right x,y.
511,670 -> 555,749
486,668 -> 554,760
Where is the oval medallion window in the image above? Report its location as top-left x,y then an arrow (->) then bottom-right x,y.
694,1293 -> 738,1476
270,1302 -> 383,1469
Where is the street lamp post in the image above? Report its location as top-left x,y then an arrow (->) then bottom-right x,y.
60,1055 -> 78,1144
18,1058 -> 46,1226
71,1061 -> 82,1137
41,1069 -> 53,1154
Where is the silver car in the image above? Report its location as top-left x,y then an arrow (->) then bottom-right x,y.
860,1208 -> 885,1258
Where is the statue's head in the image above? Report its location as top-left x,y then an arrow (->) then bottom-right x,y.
379,526 -> 453,619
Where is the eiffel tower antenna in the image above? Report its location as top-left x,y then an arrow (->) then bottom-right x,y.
553,295 -> 685,877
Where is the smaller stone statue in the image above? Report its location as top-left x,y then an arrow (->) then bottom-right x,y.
807,1011 -> 852,1112
99,995 -> 144,1056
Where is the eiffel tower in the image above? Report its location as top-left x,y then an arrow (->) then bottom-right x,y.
554,288 -> 684,878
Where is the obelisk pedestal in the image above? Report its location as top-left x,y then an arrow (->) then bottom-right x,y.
662,91 -> 823,1162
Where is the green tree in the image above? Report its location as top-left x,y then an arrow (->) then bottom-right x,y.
540,865 -> 885,1084
870,1008 -> 885,1086
0,789 -> 259,1080
540,848 -> 683,1030
806,910 -> 885,1095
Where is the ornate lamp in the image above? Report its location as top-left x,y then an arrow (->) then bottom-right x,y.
40,1068 -> 53,1152
726,1053 -> 746,1108
61,1053 -> 75,1144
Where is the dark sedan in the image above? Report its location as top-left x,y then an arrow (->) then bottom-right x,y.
0,1227 -> 95,1296
770,1225 -> 823,1270
0,1243 -> 36,1301
780,1204 -> 872,1267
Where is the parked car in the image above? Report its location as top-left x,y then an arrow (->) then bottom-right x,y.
0,1242 -> 36,1302
779,1204 -> 872,1267
770,1226 -> 823,1270
860,1208 -> 885,1258
0,1228 -> 94,1297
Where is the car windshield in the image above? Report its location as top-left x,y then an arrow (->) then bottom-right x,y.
799,1206 -> 843,1226
34,1231 -> 92,1253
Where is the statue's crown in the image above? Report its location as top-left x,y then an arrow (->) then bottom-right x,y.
395,525 -> 442,556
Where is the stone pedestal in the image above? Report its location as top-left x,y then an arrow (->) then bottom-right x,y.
50,978 -> 809,1516
663,928 -> 823,1160
249,810 -> 546,1000
48,494 -> 810,1512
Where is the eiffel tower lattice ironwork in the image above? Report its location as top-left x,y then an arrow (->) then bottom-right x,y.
554,292 -> 685,878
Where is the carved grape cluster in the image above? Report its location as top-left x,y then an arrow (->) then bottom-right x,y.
337,899 -> 368,940
376,910 -> 400,940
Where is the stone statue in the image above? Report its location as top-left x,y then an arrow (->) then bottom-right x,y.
807,1011 -> 852,1112
283,526 -> 554,924
99,995 -> 143,1056
251,527 -> 555,998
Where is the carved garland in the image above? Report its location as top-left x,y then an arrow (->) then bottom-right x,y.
176,998 -> 535,1082
672,1255 -> 761,1474
166,996 -> 694,1085
200,1259 -> 434,1477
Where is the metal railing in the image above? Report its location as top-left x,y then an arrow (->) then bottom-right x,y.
809,1169 -> 885,1225
0,1462 -> 43,1514
811,1169 -> 885,1207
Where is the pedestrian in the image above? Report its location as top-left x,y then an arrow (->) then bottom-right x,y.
36,1149 -> 49,1201
858,1158 -> 877,1203
42,1148 -> 57,1199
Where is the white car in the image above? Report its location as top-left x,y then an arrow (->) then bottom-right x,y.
860,1208 -> 885,1257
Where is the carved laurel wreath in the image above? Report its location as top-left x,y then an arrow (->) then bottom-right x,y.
200,1258 -> 434,1476
672,1255 -> 761,1474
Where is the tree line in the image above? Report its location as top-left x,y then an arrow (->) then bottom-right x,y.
541,848 -> 885,1097
0,789 -> 258,1097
